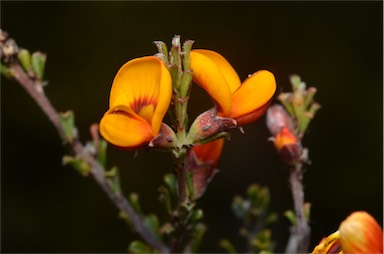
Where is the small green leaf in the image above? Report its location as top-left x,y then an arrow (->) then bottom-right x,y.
31,51 -> 46,80
1,63 -> 13,79
284,210 -> 297,226
97,139 -> 107,167
265,212 -> 278,225
304,202 -> 311,221
304,87 -> 317,109
118,211 -> 132,228
62,155 -> 91,176
144,214 -> 160,237
190,222 -> 206,253
128,240 -> 153,254
158,185 -> 172,212
59,111 -> 76,142
290,75 -> 302,91
219,239 -> 237,253
164,173 -> 178,202
185,170 -> 195,200
153,41 -> 169,62
159,222 -> 174,235
128,193 -> 143,214
105,167 -> 121,195
189,209 -> 204,222
18,49 -> 32,73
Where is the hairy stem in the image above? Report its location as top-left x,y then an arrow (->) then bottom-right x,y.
7,56 -> 169,254
285,163 -> 310,253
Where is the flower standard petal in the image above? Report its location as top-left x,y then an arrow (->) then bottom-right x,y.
100,105 -> 154,148
191,50 -> 241,94
109,56 -> 172,136
190,50 -> 234,115
230,70 -> 277,123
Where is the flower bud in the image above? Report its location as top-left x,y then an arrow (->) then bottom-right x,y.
273,127 -> 302,165
266,104 -> 294,135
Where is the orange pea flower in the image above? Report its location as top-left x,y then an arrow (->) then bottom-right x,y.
185,138 -> 225,199
99,56 -> 172,149
312,211 -> 383,254
190,49 -> 277,126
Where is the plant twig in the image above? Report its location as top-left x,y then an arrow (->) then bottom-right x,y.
1,30 -> 169,254
285,162 -> 310,253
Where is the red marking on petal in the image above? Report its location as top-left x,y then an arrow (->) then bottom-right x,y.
130,96 -> 158,114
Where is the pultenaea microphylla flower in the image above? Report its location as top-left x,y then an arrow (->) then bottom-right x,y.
99,56 -> 172,149
184,138 -> 225,199
190,49 -> 277,126
312,211 -> 383,254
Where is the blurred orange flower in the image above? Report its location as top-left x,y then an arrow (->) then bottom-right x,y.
312,211 -> 383,254
339,211 -> 383,253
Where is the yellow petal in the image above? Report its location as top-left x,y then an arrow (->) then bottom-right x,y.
99,105 -> 154,148
230,70 -> 277,120
190,50 -> 235,115
312,231 -> 342,254
109,56 -> 172,135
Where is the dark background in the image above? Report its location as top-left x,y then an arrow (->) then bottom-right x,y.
1,1 -> 382,253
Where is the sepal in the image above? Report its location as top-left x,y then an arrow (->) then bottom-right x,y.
187,108 -> 237,144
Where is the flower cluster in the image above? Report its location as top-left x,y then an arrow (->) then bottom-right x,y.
99,43 -> 277,203
99,48 -> 277,153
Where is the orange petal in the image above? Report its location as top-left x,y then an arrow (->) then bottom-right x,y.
234,98 -> 272,126
99,105 -> 154,148
230,70 -> 277,121
339,211 -> 383,253
190,50 -> 237,115
187,138 -> 225,199
191,50 -> 241,93
192,138 -> 225,168
109,56 -> 172,135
